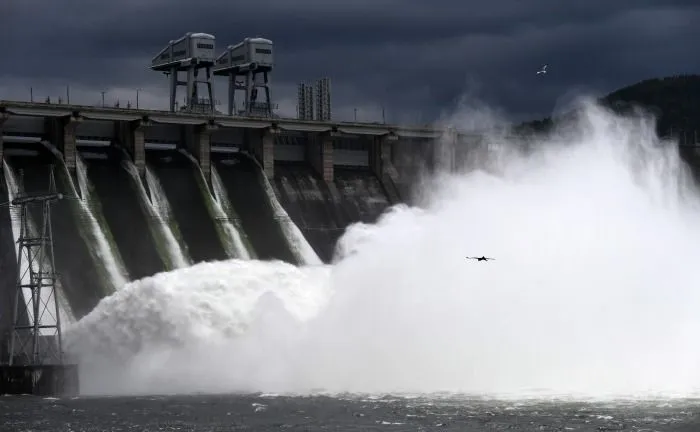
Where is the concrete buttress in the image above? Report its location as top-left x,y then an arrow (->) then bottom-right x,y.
194,123 -> 216,182
117,119 -> 149,177
255,128 -> 276,179
307,132 -> 335,182
51,116 -> 82,172
370,133 -> 402,203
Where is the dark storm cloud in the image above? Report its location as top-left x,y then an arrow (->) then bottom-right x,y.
1,0 -> 699,122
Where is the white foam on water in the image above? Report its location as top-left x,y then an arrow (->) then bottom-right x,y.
65,259 -> 332,395
66,100 -> 700,399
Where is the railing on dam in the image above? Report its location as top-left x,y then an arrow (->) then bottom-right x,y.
0,99 -> 464,140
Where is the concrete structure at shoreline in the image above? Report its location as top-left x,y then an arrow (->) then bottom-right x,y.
0,100 -> 483,187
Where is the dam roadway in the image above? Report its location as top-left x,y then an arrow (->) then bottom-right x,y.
0,100 -> 481,179
0,100 -> 484,326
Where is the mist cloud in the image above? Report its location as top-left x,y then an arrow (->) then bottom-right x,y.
65,98 -> 700,398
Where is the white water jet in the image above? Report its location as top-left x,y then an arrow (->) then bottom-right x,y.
66,258 -> 332,395
210,165 -> 254,259
122,161 -> 190,269
143,165 -> 192,268
74,156 -> 129,289
253,155 -> 322,266
2,159 -> 74,328
180,150 -> 253,260
66,100 -> 700,399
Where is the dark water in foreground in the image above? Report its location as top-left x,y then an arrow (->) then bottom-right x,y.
0,394 -> 698,431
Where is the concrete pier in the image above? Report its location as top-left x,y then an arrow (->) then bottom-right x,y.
370,133 -> 401,203
0,365 -> 79,396
437,128 -> 458,172
182,123 -> 217,182
308,132 -> 335,182
369,133 -> 398,179
194,124 -> 216,180
45,115 -> 82,171
62,117 -> 81,170
120,120 -> 150,176
115,119 -> 150,176
132,120 -> 148,176
254,128 -> 276,179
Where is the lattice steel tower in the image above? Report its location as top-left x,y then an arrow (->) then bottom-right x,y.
7,166 -> 65,366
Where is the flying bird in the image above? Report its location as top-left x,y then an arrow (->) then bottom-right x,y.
466,256 -> 495,262
536,64 -> 548,75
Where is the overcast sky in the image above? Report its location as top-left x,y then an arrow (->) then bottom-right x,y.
1,0 -> 698,124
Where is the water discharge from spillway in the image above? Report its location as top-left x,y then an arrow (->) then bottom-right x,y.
210,165 -> 254,259
122,160 -> 191,269
180,150 -> 253,260
66,101 -> 700,399
254,155 -> 322,266
74,155 -> 129,290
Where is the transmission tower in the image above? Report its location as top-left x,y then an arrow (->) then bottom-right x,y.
7,165 -> 65,366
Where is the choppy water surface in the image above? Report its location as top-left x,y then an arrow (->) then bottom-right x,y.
0,394 -> 698,431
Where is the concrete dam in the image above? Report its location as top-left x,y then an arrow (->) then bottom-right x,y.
0,101 -> 480,329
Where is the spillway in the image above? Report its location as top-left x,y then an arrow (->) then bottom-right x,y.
213,152 -> 299,264
180,150 -> 253,260
141,165 -> 192,268
73,154 -> 129,289
3,144 -> 118,318
64,101 -> 700,399
210,165 -> 255,260
146,150 -> 229,264
260,161 -> 321,266
274,164 -> 391,262
82,146 -> 172,278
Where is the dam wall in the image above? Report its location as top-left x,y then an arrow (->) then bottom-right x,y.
2,142 -> 115,319
271,131 -> 396,262
213,152 -> 298,264
3,101 -> 697,316
145,149 -> 229,264
212,130 -> 405,263
0,101 -> 468,328
80,146 -> 167,280
274,163 -> 391,262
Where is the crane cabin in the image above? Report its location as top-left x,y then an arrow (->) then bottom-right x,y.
151,32 -> 216,71
213,37 -> 273,73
